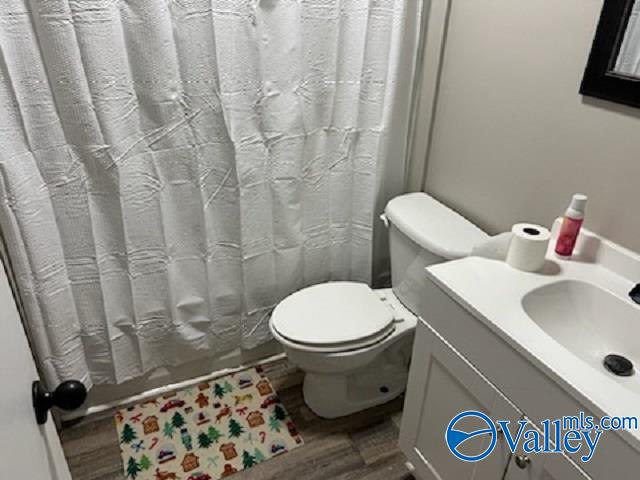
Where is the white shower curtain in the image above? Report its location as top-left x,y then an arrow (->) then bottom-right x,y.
0,0 -> 422,388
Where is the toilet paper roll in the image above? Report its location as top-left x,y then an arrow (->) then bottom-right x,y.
506,223 -> 551,272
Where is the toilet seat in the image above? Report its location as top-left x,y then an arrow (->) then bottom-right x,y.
273,326 -> 397,354
270,282 -> 396,353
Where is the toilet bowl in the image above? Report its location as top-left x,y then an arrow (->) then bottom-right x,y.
270,284 -> 416,418
269,192 -> 489,418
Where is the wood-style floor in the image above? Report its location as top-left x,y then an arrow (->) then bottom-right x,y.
59,360 -> 413,480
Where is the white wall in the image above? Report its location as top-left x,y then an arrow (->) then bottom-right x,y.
424,0 -> 640,253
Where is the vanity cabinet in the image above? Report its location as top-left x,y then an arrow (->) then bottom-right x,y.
400,319 -> 590,480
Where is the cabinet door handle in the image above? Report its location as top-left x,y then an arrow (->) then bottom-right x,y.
514,455 -> 531,469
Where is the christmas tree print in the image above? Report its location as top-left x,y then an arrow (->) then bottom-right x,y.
138,455 -> 152,471
254,447 -> 266,463
198,431 -> 213,448
228,418 -> 244,438
274,405 -> 287,421
213,383 -> 225,398
172,411 -> 185,429
223,381 -> 234,394
120,424 -> 137,444
242,450 -> 257,469
268,414 -> 281,432
207,426 -> 223,443
163,421 -> 175,439
126,457 -> 141,479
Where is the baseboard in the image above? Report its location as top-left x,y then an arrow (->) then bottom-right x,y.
62,341 -> 284,423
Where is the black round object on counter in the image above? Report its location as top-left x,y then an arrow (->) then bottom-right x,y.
603,354 -> 634,377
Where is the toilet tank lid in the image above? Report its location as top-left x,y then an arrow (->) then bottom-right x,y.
384,192 -> 489,259
271,282 -> 394,346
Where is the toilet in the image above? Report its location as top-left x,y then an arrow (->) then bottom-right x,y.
269,192 -> 489,418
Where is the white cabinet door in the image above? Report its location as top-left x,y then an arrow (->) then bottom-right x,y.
399,319 -> 520,480
0,260 -> 71,480
504,421 -> 590,480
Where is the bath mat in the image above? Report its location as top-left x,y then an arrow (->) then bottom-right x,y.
115,366 -> 303,479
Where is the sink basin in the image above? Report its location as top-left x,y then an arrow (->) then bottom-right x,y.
522,280 -> 640,393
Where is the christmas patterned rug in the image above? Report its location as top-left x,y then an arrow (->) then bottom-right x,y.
115,366 -> 304,479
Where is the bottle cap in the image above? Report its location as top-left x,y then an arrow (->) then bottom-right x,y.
569,193 -> 587,214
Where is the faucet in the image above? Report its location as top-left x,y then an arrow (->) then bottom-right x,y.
629,284 -> 640,305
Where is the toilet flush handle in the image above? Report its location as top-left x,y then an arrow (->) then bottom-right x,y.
379,213 -> 389,228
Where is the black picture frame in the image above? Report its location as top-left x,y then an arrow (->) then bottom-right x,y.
580,0 -> 640,108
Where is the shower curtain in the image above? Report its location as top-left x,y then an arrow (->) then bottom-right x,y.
0,0 -> 422,388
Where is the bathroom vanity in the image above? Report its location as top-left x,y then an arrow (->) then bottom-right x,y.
399,224 -> 640,479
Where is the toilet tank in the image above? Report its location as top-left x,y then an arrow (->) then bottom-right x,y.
384,193 -> 488,315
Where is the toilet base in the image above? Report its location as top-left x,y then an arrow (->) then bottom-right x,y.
301,346 -> 410,419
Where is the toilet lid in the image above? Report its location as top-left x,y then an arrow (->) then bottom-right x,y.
385,192 -> 489,259
271,282 -> 394,346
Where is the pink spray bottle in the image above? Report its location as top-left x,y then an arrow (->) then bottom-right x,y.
554,193 -> 587,257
